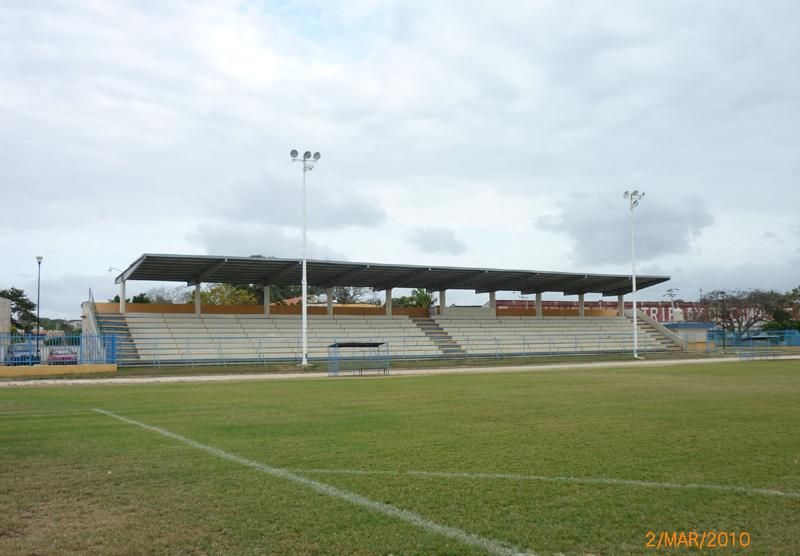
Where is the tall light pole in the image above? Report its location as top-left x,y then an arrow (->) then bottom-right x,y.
36,256 -> 43,357
664,288 -> 679,321
623,190 -> 644,358
290,149 -> 321,367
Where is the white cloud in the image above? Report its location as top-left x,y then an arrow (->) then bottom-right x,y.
536,192 -> 714,265
191,222 -> 346,261
408,228 -> 467,256
210,174 -> 386,231
1,0 -> 799,316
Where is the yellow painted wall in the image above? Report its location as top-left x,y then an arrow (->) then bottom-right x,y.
97,301 -> 619,318
98,303 -> 262,314
0,364 -> 117,378
687,341 -> 715,352
97,302 -> 430,317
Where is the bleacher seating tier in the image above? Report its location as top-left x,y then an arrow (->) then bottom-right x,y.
117,312 -> 680,366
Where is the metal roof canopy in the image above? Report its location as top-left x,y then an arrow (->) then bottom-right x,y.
115,253 -> 669,297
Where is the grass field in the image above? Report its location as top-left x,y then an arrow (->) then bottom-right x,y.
1,360 -> 799,554
0,350 -> 741,380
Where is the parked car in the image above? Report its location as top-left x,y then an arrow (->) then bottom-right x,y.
4,343 -> 41,366
47,347 -> 79,365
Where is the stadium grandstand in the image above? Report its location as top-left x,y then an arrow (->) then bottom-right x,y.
82,253 -> 682,366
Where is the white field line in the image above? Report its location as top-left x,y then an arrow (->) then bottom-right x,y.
93,409 -> 534,556
294,468 -> 800,500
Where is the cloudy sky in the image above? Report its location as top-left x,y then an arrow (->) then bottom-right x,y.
2,0 -> 798,318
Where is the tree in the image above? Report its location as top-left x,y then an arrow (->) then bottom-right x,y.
239,284 -> 325,305
39,317 -> 80,335
146,286 -> 192,304
0,287 -> 36,331
131,293 -> 151,304
193,284 -> 258,305
759,286 -> 800,332
700,289 -> 787,333
332,287 -> 370,304
393,289 -> 437,308
788,285 -> 800,319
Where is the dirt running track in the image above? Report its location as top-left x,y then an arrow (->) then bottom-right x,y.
2,355 -> 798,387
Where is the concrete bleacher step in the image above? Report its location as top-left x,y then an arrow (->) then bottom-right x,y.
120,313 -> 444,365
118,311 -> 684,365
433,315 -> 683,357
95,313 -> 140,362
411,317 -> 466,356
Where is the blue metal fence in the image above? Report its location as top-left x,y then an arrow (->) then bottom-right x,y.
706,329 -> 800,347
0,334 -> 116,366
113,331 -> 675,367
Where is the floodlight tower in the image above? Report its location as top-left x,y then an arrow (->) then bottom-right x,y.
623,190 -> 645,358
36,256 -> 43,355
664,288 -> 679,320
290,149 -> 321,367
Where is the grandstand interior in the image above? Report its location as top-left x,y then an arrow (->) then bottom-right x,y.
83,253 -> 679,366
92,309 -> 681,366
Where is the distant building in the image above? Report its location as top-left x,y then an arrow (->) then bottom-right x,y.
495,299 -> 708,323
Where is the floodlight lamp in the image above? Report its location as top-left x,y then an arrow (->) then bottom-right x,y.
303,151 -> 312,159
623,191 -> 630,199
313,152 -> 321,160
36,256 -> 43,263
631,190 -> 639,197
290,149 -> 298,158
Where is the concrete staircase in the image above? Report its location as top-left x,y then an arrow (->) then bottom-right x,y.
634,318 -> 683,352
94,313 -> 140,364
411,317 -> 466,356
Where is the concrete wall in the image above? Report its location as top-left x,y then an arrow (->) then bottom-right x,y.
0,297 -> 11,334
441,306 -> 495,318
496,307 -> 618,317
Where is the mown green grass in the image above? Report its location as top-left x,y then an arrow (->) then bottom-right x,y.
1,360 -> 798,554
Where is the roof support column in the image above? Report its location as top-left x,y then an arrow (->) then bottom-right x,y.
119,281 -> 126,314
194,284 -> 202,315
385,288 -> 393,317
578,293 -> 585,318
535,292 -> 542,319
488,291 -> 496,317
326,288 -> 334,318
439,290 -> 447,317
263,285 -> 271,316
618,294 -> 625,317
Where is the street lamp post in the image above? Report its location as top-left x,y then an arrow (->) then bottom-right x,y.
290,149 -> 321,367
36,256 -> 43,359
623,190 -> 644,358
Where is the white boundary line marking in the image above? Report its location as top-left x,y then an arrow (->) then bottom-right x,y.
294,468 -> 800,500
93,409 -> 534,556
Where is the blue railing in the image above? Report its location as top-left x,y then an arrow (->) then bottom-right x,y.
0,334 -> 116,366
707,329 -> 800,347
111,331 -> 675,367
